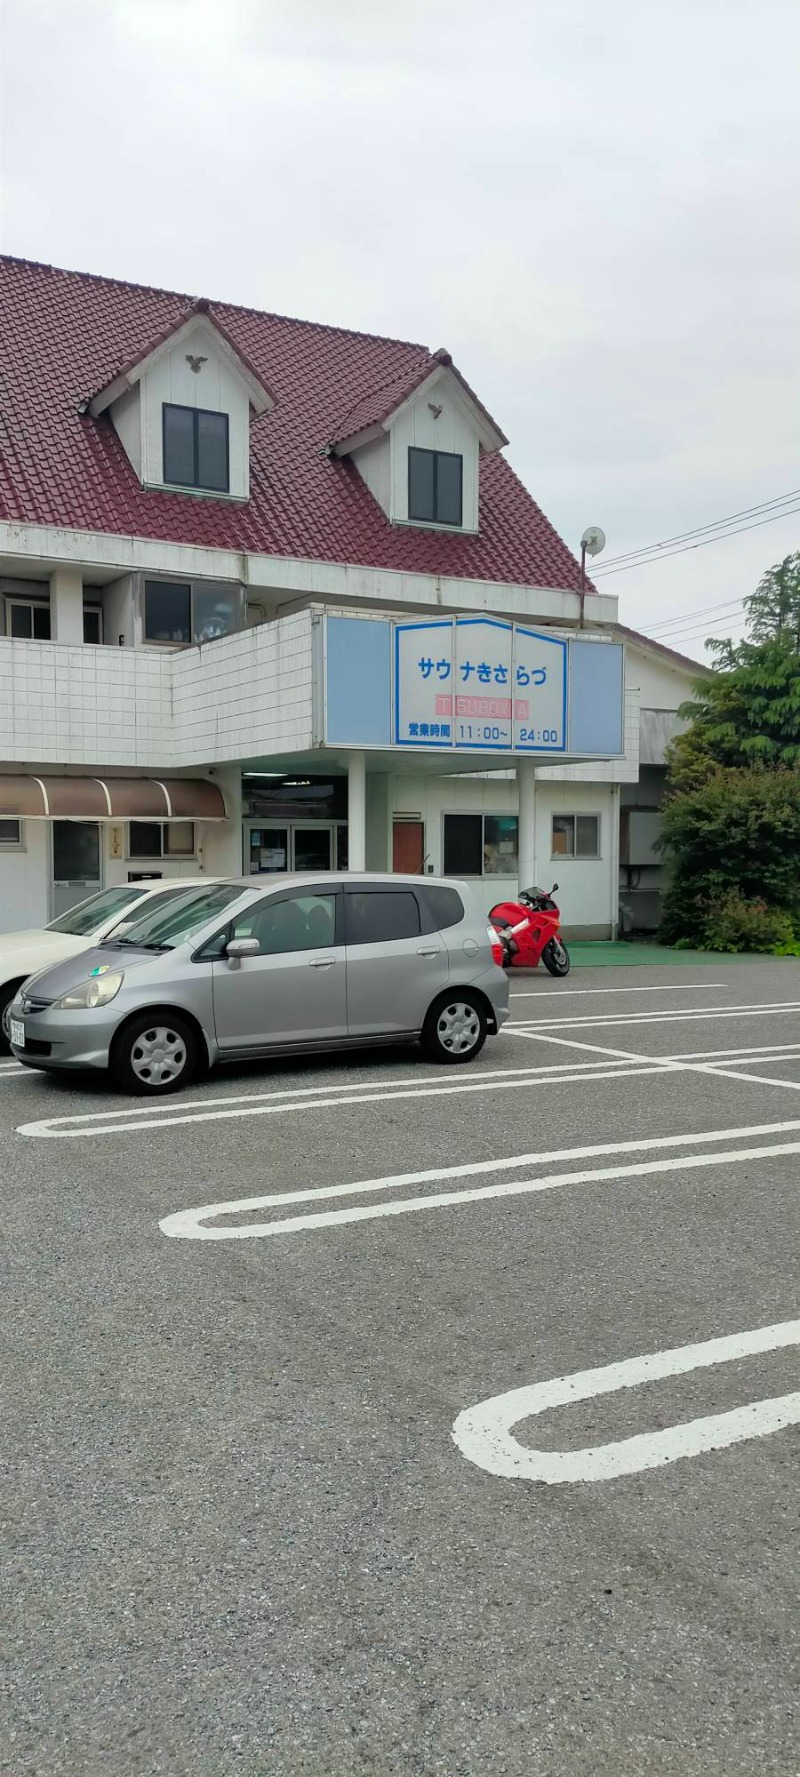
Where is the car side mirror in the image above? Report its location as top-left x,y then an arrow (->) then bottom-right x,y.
225,936 -> 261,964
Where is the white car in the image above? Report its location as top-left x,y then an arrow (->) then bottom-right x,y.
0,878 -> 223,1051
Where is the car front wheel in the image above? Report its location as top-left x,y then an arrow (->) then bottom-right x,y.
421,992 -> 487,1064
111,1012 -> 198,1096
0,985 -> 21,1056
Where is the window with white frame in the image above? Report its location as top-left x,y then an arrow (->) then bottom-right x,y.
128,822 -> 195,859
6,599 -> 51,640
162,403 -> 229,493
443,813 -> 519,877
552,814 -> 600,859
0,818 -> 22,847
143,579 -> 242,646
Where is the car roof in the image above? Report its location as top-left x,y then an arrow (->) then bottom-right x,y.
130,876 -> 225,899
225,873 -> 468,890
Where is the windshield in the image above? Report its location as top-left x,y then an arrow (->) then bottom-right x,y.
46,885 -> 146,936
101,884 -> 244,951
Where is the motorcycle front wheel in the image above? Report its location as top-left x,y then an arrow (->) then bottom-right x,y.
542,937 -> 571,977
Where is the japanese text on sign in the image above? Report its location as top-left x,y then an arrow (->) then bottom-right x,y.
394,617 -> 567,751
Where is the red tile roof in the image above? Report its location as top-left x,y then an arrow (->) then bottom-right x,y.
0,256 -> 583,591
88,296 -> 276,413
328,347 -> 508,449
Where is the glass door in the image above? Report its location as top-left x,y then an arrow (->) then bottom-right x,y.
292,825 -> 333,872
244,824 -> 290,875
242,821 -> 339,875
51,821 -> 102,918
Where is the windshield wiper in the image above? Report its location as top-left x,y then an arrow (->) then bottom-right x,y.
103,938 -> 171,951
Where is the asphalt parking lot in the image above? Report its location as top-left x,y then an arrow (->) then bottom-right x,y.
3,959 -> 799,1777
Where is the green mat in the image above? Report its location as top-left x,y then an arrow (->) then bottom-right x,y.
565,942 -> 753,969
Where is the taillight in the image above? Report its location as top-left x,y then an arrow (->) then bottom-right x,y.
488,924 -> 505,966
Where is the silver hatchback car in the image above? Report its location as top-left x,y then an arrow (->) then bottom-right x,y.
9,874 -> 509,1095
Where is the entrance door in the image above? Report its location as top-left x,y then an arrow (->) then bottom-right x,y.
51,821 -> 102,918
243,822 -> 338,876
393,819 -> 425,874
244,824 -> 289,877
292,825 -> 333,872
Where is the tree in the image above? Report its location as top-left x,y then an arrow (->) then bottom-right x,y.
659,552 -> 800,950
659,769 -> 800,947
743,550 -> 800,646
668,551 -> 800,786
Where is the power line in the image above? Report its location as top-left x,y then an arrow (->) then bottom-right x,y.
593,503 -> 800,578
650,625 -> 743,653
646,596 -> 745,634
594,487 -> 800,572
640,620 -> 744,653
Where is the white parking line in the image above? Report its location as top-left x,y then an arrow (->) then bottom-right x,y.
17,1036 -> 800,1141
509,1027 -> 800,1094
16,1061 -> 673,1138
512,999 -> 800,1031
452,1320 -> 800,1484
159,1122 -> 800,1241
509,983 -> 727,1000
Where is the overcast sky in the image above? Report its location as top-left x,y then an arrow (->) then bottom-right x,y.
2,0 -> 798,659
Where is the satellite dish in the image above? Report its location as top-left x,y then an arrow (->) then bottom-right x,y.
580,525 -> 606,558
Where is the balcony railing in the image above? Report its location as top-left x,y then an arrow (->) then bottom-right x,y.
0,610 -> 314,768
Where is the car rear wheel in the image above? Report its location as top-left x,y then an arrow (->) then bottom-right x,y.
421,992 -> 487,1065
111,1012 -> 198,1096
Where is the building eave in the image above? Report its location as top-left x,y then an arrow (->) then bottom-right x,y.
88,304 -> 275,417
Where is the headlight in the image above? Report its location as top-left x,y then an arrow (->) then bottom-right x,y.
51,971 -> 124,1010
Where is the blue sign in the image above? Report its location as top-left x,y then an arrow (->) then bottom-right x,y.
394,617 -> 567,751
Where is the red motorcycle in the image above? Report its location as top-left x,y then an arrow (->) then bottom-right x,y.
489,883 -> 571,976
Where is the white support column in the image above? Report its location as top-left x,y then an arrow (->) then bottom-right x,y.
347,751 -> 367,872
609,783 -> 621,940
49,566 -> 84,645
516,757 -> 536,893
200,765 -> 243,879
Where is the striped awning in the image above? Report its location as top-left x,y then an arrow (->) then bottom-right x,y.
0,776 -> 227,820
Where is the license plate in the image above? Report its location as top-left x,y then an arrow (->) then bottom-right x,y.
10,1018 -> 24,1048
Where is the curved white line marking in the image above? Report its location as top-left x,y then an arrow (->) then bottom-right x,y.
452,1320 -> 800,1484
159,1134 -> 800,1241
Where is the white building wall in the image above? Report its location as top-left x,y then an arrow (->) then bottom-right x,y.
350,436 -> 391,514
0,822 -> 49,931
0,613 -> 314,770
0,638 -> 173,768
536,689 -> 640,785
170,611 -> 313,761
533,780 -> 614,934
387,770 -> 615,935
389,387 -> 480,530
110,387 -> 142,477
625,644 -> 698,712
139,339 -> 251,498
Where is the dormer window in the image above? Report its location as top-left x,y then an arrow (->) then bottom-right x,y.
88,301 -> 274,504
162,403 -> 229,494
328,349 -> 506,535
408,447 -> 463,527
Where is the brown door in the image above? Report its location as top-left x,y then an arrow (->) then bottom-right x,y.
392,820 -> 425,874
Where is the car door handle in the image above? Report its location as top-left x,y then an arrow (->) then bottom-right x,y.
417,946 -> 442,958
309,955 -> 336,968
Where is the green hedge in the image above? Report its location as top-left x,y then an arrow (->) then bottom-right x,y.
659,769 -> 800,951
